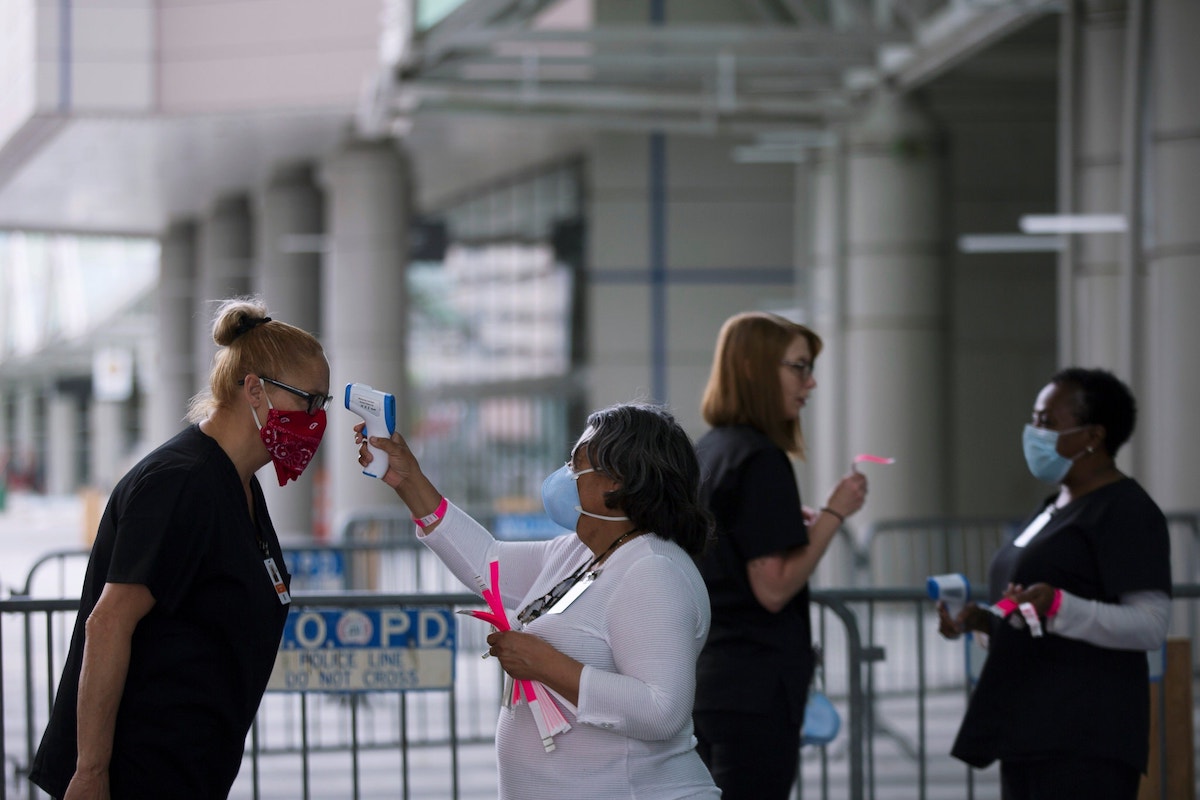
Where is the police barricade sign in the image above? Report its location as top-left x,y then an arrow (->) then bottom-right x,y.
283,548 -> 347,591
267,607 -> 456,692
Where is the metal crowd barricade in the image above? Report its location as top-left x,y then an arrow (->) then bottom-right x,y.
6,590 -> 1199,800
243,591 -> 494,800
1,593 -> 874,800
818,584 -> 1200,800
1,591 -> 495,800
805,592 -> 878,800
856,516 -> 1021,589
5,525 -> 1196,799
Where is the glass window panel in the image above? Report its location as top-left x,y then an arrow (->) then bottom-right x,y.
407,162 -> 584,526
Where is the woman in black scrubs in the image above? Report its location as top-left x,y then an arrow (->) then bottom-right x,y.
31,297 -> 331,799
941,367 -> 1172,800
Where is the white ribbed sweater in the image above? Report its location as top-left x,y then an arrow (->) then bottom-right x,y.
421,502 -> 720,800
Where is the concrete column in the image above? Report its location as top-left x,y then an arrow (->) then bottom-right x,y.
808,134 -> 856,583
46,392 -> 77,496
1140,0 -> 1200,514
14,386 -> 39,491
321,140 -> 410,533
134,337 -> 156,460
844,92 -> 947,580
0,389 -> 9,486
1068,0 -> 1130,372
88,400 -> 123,491
155,220 -> 197,443
256,162 -> 325,541
195,195 -> 254,387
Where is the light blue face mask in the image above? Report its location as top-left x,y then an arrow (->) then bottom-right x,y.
1022,424 -> 1087,484
541,464 -> 630,531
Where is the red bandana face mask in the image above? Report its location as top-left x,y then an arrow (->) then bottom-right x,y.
253,397 -> 328,486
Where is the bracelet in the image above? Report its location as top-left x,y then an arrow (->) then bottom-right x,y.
413,496 -> 448,529
820,506 -> 845,523
991,598 -> 1019,617
1046,588 -> 1063,618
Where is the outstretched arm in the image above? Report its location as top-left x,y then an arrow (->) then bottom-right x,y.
355,426 -> 445,531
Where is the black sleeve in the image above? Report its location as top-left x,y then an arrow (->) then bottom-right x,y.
727,447 -> 808,562
1091,489 -> 1172,598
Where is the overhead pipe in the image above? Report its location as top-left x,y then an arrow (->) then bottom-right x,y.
395,79 -> 854,117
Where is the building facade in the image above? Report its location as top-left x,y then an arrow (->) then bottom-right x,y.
0,0 -> 1195,581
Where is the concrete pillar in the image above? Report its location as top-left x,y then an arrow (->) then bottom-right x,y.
133,337 -> 156,460
195,195 -> 254,388
14,386 -> 39,491
256,162 -> 325,541
1140,0 -> 1200,514
844,93 -> 947,579
88,399 -> 123,491
46,392 -> 77,496
1067,0 -> 1130,373
155,220 -> 197,443
809,134 -> 856,583
0,389 -> 9,486
321,140 -> 410,534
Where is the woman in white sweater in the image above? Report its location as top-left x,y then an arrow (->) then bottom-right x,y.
355,402 -> 720,800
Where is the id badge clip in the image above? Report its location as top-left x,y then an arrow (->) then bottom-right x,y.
546,571 -> 597,616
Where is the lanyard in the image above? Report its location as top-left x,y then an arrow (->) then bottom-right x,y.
516,527 -> 639,625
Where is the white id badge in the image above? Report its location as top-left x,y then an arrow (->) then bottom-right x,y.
264,557 -> 291,605
546,571 -> 597,616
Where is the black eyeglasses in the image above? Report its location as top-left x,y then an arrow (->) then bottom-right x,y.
780,359 -> 813,380
260,377 -> 332,415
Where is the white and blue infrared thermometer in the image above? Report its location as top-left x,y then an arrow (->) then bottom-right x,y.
344,383 -> 396,479
926,573 -> 970,618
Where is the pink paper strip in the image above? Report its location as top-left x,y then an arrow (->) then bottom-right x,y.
853,453 -> 895,465
468,560 -> 571,752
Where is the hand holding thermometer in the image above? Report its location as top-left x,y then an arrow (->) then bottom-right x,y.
344,383 -> 396,479
927,573 -> 971,618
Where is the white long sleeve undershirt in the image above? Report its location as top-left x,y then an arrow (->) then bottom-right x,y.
1046,589 -> 1170,651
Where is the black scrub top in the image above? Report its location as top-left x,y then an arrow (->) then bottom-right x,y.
694,425 -> 815,724
31,425 -> 291,799
952,478 -> 1171,772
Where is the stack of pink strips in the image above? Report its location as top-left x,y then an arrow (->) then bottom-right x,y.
461,560 -> 571,752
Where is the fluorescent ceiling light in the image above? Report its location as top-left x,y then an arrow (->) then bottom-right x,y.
958,234 -> 1064,253
732,144 -> 808,163
1019,214 -> 1127,234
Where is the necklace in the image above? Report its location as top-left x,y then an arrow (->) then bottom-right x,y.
516,527 -> 640,625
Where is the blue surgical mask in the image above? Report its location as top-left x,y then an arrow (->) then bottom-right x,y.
1022,424 -> 1086,484
541,464 -> 630,531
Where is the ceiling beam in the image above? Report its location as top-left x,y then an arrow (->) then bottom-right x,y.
400,78 -> 853,118
432,51 -> 874,75
422,23 -> 910,55
887,0 -> 1060,90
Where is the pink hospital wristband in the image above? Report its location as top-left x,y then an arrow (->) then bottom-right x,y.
989,598 -> 1019,618
414,496 -> 449,529
1046,588 -> 1063,618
